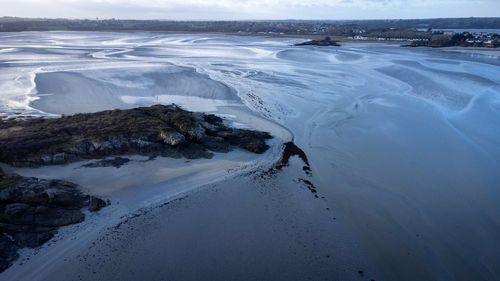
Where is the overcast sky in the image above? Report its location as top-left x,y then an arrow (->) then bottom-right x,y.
1,0 -> 499,20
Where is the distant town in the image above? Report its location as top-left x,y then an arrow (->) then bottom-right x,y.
1,16 -> 499,47
350,29 -> 500,48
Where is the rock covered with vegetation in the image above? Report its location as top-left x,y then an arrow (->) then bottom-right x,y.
0,167 -> 108,271
294,36 -> 341,47
0,104 -> 272,167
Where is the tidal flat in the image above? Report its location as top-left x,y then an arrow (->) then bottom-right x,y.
0,31 -> 499,281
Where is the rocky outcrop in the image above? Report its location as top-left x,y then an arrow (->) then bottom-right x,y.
0,173 -> 108,272
295,36 -> 341,47
88,196 -> 108,212
0,105 -> 272,167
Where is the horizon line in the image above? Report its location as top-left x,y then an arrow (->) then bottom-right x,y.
2,15 -> 500,22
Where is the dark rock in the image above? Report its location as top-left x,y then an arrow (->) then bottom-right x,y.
0,222 -> 55,234
199,136 -> 231,153
180,143 -> 213,159
41,155 -> 53,164
0,167 -> 4,179
0,222 -> 32,233
238,141 -> 270,154
276,141 -> 310,169
0,233 -> 18,272
295,36 -> 341,47
35,205 -> 49,214
215,129 -> 272,153
82,157 -> 130,168
203,114 -> 223,125
12,231 -> 55,248
88,196 -> 107,212
159,129 -> 185,146
69,141 -> 95,155
52,153 -> 66,164
4,203 -> 30,217
0,172 -> 108,272
35,208 -> 85,227
2,203 -> 35,225
44,187 -> 83,207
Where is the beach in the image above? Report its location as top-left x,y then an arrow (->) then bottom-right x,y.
1,31 -> 499,281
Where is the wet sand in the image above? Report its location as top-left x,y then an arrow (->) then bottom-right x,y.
32,68 -> 240,115
1,31 -> 499,281
442,46 -> 500,56
40,159 -> 377,281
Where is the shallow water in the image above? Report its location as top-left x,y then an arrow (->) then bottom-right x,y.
1,31 -> 500,281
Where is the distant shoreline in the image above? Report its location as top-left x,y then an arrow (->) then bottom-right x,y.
1,29 -> 498,54
108,30 -> 500,51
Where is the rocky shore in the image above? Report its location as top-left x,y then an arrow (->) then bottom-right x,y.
0,104 -> 273,272
0,104 -> 272,167
0,167 -> 107,272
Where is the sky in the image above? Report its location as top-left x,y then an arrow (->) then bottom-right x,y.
1,0 -> 499,20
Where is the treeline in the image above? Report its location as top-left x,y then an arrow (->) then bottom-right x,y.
327,17 -> 500,29
0,17 -> 499,35
2,18 -> 349,34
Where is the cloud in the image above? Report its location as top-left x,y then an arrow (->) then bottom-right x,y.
1,0 -> 499,20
